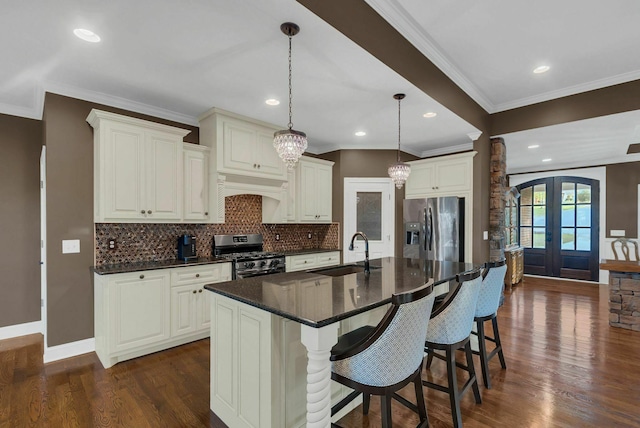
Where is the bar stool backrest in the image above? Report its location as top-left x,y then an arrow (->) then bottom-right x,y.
476,260 -> 508,318
612,238 -> 639,261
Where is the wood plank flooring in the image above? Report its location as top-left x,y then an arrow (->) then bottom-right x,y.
1,276 -> 640,427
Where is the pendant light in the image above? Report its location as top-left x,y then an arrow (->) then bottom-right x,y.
273,22 -> 308,170
388,93 -> 411,189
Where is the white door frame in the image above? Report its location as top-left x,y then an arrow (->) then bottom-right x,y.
343,178 -> 395,263
40,146 -> 47,347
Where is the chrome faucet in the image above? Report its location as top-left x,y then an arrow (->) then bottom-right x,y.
349,231 -> 370,274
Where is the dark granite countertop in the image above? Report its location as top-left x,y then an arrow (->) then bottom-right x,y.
282,248 -> 341,256
93,257 -> 231,275
204,257 -> 479,328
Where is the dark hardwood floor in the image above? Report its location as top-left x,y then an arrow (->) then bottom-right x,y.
1,276 -> 639,427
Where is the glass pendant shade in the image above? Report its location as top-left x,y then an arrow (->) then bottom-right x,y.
388,93 -> 410,189
388,162 -> 411,189
274,128 -> 308,170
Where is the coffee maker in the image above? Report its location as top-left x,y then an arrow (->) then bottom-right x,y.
177,234 -> 197,261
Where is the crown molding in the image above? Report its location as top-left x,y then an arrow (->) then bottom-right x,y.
420,142 -> 474,158
364,0 -> 494,112
42,80 -> 199,126
494,69 -> 640,113
507,153 -> 640,175
467,131 -> 482,141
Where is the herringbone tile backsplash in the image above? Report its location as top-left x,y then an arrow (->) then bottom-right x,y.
95,195 -> 340,265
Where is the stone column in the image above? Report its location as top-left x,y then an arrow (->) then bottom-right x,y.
489,138 -> 506,261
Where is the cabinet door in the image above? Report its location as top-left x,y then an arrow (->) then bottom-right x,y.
145,133 -> 182,220
298,162 -> 319,222
405,163 -> 436,197
286,254 -> 317,272
315,164 -> 333,222
196,287 -> 210,331
171,284 -> 197,337
184,148 -> 209,221
256,130 -> 287,179
221,120 -> 256,173
110,271 -> 170,353
103,123 -> 146,220
297,277 -> 333,320
435,159 -> 471,193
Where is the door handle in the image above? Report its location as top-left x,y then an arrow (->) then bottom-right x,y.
546,231 -> 552,242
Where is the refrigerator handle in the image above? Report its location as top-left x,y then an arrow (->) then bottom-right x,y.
425,207 -> 433,252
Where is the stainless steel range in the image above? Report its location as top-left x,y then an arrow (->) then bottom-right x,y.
213,234 -> 285,279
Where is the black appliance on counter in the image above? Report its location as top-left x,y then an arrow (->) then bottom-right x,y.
178,234 -> 197,261
213,234 -> 285,279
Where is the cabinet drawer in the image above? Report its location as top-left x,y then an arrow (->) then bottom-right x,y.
316,252 -> 340,267
171,263 -> 231,286
286,254 -> 318,272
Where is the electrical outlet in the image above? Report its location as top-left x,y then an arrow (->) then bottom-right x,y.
108,239 -> 117,250
307,232 -> 312,239
275,233 -> 280,241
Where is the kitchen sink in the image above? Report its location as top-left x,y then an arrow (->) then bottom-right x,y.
309,264 -> 380,277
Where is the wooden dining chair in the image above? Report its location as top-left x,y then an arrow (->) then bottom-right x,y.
611,238 -> 639,261
423,269 -> 482,428
330,284 -> 436,428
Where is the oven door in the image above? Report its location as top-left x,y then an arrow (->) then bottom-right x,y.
235,266 -> 286,279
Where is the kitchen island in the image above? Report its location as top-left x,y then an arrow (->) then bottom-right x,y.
204,257 -> 477,428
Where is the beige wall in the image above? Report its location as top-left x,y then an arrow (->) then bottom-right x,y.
42,93 -> 198,346
0,114 -> 42,328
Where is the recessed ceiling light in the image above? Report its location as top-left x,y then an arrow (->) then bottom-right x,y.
542,158 -> 552,162
533,65 -> 550,74
528,144 -> 540,149
73,28 -> 101,43
355,131 -> 366,137
265,98 -> 280,106
423,112 -> 437,118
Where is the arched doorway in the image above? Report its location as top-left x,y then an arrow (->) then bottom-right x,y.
517,176 -> 600,281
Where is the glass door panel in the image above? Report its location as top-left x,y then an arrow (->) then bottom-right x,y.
356,192 -> 382,241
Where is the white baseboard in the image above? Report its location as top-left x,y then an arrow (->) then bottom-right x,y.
44,337 -> 95,363
0,321 -> 42,340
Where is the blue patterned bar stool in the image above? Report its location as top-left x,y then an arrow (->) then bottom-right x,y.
330,284 -> 436,428
423,270 -> 482,428
473,259 -> 508,389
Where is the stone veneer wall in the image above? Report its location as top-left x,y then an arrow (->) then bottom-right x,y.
489,137 -> 507,261
608,272 -> 640,331
95,195 -> 340,266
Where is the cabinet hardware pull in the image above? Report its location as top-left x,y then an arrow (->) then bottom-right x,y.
253,163 -> 257,168
196,274 -> 200,278
198,289 -> 203,293
147,210 -> 152,214
140,210 -> 146,214
192,290 -> 197,294
205,212 -> 209,216
139,274 -> 144,279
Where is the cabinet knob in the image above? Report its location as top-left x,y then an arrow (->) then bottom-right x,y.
147,210 -> 152,214
192,290 -> 197,294
253,163 -> 257,168
205,212 -> 209,216
195,273 -> 200,278
257,164 -> 261,169
304,260 -> 307,263
139,274 -> 144,279
140,210 -> 146,214
199,289 -> 203,293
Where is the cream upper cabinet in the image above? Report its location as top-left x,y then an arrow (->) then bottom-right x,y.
183,144 -> 210,222
87,109 -> 189,223
405,151 -> 476,198
199,108 -> 287,181
295,156 -> 334,223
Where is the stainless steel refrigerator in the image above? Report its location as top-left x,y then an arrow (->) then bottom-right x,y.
403,197 -> 464,262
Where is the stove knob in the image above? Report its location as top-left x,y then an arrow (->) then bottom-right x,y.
260,261 -> 267,267
270,260 -> 280,267
244,262 -> 255,268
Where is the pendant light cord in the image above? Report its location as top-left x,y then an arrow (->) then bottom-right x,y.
397,96 -> 401,163
288,35 -> 293,130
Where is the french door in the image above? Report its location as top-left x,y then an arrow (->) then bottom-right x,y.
517,177 -> 599,281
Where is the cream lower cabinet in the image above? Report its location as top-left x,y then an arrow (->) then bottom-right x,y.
94,263 -> 231,369
285,251 -> 341,272
210,293 -> 388,428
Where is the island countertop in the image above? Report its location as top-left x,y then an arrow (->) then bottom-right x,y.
204,257 -> 478,328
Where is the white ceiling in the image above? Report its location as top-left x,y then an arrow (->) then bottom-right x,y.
2,0 -> 640,172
